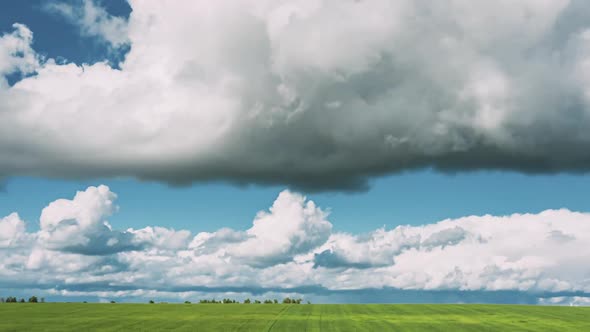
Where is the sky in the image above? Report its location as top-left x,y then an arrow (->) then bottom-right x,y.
2,0 -> 590,305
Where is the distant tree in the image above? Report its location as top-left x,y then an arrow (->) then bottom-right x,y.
41,297 -> 45,303
0,297 -> 4,303
273,299 -> 278,304
19,298 -> 25,303
6,297 -> 16,303
149,300 -> 155,304
200,299 -> 223,304
295,299 -> 302,304
282,297 -> 292,304
110,301 -> 116,304
28,296 -> 38,303
244,298 -> 251,304
83,301 -> 87,303
254,300 -> 261,304
307,301 -> 311,304
184,301 -> 191,304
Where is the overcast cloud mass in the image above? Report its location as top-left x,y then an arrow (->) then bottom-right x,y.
2,0 -> 590,190
0,185 -> 589,304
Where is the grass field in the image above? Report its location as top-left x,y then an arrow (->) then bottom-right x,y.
0,303 -> 589,331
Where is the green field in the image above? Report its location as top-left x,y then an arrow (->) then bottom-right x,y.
0,303 -> 589,331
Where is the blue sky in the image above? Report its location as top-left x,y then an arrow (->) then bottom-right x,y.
5,171 -> 590,234
2,0 -> 590,305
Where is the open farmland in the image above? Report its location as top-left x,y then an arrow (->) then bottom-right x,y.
0,303 -> 589,331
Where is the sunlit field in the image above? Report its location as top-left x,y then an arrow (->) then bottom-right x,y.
1,303 -> 589,331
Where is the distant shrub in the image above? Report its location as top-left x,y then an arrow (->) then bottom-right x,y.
149,300 -> 155,304
282,298 -> 302,304
110,301 -> 116,304
184,301 -> 191,304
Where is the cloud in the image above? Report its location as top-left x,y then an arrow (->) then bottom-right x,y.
190,190 -> 332,267
45,0 -> 129,47
0,213 -> 28,248
36,185 -> 141,255
2,185 -> 590,303
130,226 -> 191,251
0,23 -> 38,84
3,1 -> 590,190
539,296 -> 590,306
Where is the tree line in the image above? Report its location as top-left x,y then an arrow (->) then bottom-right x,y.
1,296 -> 44,303
147,297 -> 309,304
1,296 -> 309,304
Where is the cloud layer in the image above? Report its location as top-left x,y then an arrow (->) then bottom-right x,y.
3,1 -> 590,190
1,185 -> 590,304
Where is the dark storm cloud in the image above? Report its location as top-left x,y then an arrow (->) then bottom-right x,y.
4,1 -> 590,191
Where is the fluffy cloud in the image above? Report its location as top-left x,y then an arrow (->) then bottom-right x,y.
0,213 -> 28,248
3,1 -> 590,190
190,190 -> 332,267
36,185 -> 141,255
2,185 -> 590,303
311,210 -> 590,293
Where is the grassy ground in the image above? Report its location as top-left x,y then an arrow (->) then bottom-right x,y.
0,303 -> 589,331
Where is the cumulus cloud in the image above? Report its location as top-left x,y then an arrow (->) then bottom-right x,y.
311,210 -> 590,293
36,185 -> 141,255
0,213 -> 28,248
2,185 -> 590,303
4,1 -> 590,190
190,190 -> 332,267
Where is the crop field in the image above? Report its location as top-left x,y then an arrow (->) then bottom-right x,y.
0,303 -> 589,331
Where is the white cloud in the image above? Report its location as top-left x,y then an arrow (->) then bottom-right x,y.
312,209 -> 590,293
45,0 -> 129,47
539,296 -> 590,306
227,190 -> 332,266
2,185 -> 590,303
189,190 -> 332,267
3,1 -> 590,190
130,226 -> 191,250
0,23 -> 38,85
0,213 -> 27,248
37,185 -> 140,255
